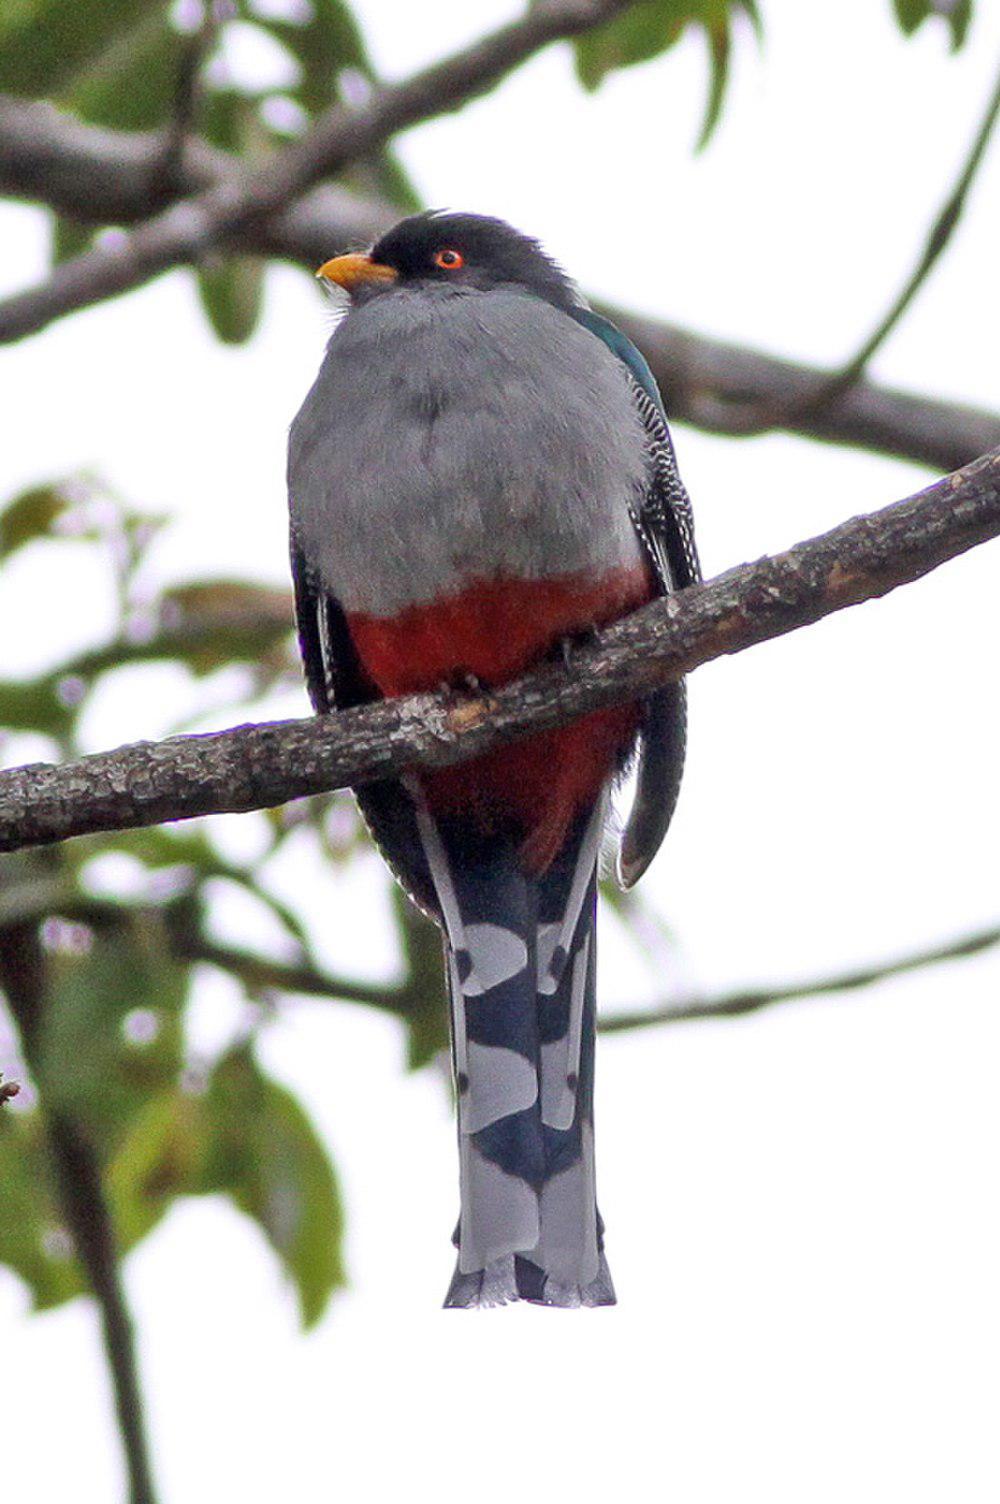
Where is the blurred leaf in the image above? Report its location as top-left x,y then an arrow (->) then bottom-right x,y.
197,90 -> 272,342
199,1045 -> 345,1326
0,677 -> 74,737
0,1108 -> 86,1308
106,1048 -> 347,1323
4,575 -> 294,711
892,0 -> 973,46
892,0 -> 921,28
0,484 -> 70,560
0,0 -> 170,98
260,0 -> 419,210
573,0 -> 760,145
262,0 -> 365,117
698,16 -> 729,151
106,1087 -> 208,1251
64,11 -> 184,131
575,0 -> 684,88
393,886 -> 447,1071
197,255 -> 268,345
0,1086 -> 206,1310
165,579 -> 292,625
0,850 -> 78,927
37,910 -> 186,1151
159,578 -> 293,672
50,217 -> 96,267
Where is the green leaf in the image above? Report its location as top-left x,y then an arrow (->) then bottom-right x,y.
0,484 -> 70,559
262,0 -> 367,117
0,1108 -> 87,1309
946,0 -> 973,47
0,677 -> 74,737
892,0 -> 974,47
0,850 -> 78,928
51,217 -> 96,267
573,0 -> 759,146
36,910 -> 186,1152
194,90 -> 272,342
106,1050 -> 347,1324
0,0 -> 171,99
66,14 -> 185,132
393,887 -> 448,1071
158,577 -> 294,671
199,1046 -> 346,1326
197,255 -> 268,345
106,1088 -> 208,1251
892,0 -> 924,33
258,0 -> 419,210
574,0 -> 684,91
0,1086 -> 208,1310
697,17 -> 729,151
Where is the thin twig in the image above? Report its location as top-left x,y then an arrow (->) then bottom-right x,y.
0,0 -> 635,344
600,922 -> 1000,1031
153,5 -> 224,196
46,1117 -> 158,1504
2,98 -> 998,469
0,444 -> 997,853
0,924 -> 158,1504
180,936 -> 406,1013
708,55 -> 1000,436
180,921 -> 1000,1036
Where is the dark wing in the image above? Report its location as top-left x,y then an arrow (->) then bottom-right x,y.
568,308 -> 702,887
290,535 -> 440,918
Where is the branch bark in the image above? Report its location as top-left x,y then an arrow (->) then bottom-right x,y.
601,305 -> 1000,473
2,95 -> 997,470
1,445 -> 997,854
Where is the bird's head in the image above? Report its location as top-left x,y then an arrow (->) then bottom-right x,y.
316,211 -> 578,312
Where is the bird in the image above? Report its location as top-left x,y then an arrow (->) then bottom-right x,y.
287,210 -> 700,1307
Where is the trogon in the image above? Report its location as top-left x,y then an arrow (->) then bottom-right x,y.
287,212 -> 700,1307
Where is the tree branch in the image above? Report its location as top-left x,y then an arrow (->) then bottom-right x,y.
601,305 -> 1000,473
0,0 -> 635,343
600,921 -> 1000,1031
1,445 -> 997,853
2,97 -> 997,470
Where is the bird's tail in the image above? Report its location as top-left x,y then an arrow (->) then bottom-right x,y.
413,795 -> 615,1308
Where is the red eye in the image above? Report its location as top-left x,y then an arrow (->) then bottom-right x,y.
433,248 -> 464,270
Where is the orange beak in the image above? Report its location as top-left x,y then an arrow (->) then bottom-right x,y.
315,253 -> 398,292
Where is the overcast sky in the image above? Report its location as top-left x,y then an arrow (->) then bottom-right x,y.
2,2 -> 1000,1500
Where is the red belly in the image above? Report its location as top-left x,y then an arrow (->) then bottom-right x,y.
347,566 -> 654,871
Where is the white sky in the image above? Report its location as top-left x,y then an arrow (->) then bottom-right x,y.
2,1 -> 1000,1500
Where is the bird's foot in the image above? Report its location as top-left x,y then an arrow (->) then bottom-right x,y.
437,669 -> 487,698
554,624 -> 600,672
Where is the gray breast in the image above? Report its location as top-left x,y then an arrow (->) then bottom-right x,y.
288,286 -> 648,617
